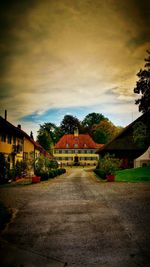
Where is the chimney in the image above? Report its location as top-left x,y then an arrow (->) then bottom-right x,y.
17,124 -> 21,129
74,128 -> 79,137
4,110 -> 7,120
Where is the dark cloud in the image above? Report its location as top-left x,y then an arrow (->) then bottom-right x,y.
0,0 -> 149,127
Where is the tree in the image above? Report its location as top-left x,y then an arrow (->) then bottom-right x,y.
134,50 -> 150,113
60,115 -> 81,134
37,122 -> 62,151
133,121 -> 148,148
37,130 -> 52,152
93,120 -> 121,144
82,112 -> 106,133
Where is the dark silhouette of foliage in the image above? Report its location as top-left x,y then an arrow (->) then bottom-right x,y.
37,122 -> 62,151
60,115 -> 81,134
82,112 -> 106,133
134,50 -> 150,113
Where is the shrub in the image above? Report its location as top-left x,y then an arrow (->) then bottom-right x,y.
0,153 -> 10,184
97,154 -> 121,175
94,169 -> 106,179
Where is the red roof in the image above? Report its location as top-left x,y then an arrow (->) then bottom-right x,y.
54,134 -> 104,149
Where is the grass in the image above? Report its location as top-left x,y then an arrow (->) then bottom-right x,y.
115,167 -> 150,182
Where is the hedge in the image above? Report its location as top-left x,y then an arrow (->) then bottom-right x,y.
35,168 -> 66,181
94,169 -> 107,179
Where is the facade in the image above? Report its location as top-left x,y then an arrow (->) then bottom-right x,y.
0,115 -> 52,171
53,130 -> 103,166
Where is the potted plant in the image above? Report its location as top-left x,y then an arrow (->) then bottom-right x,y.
97,154 -> 120,182
32,176 -> 41,183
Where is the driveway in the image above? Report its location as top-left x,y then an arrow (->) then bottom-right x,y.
0,168 -> 150,267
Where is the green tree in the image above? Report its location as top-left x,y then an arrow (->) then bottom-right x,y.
37,130 -> 52,152
133,121 -> 148,148
134,50 -> 150,113
82,112 -> 106,133
93,120 -> 120,144
37,122 -> 61,151
60,115 -> 82,134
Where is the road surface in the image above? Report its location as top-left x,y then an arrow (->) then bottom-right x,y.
0,168 -> 150,266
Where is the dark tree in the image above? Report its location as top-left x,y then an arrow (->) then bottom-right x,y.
37,130 -> 52,152
82,112 -> 106,131
37,122 -> 60,152
134,50 -> 150,113
60,115 -> 81,134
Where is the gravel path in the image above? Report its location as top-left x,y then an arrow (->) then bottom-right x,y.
0,168 -> 150,267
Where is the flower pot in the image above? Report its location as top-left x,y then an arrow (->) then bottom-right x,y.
32,176 -> 41,183
107,174 -> 115,182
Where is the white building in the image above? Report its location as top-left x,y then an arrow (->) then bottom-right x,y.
134,146 -> 150,168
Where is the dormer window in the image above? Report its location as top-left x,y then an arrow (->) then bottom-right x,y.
84,144 -> 87,148
66,143 -> 69,148
74,144 -> 78,148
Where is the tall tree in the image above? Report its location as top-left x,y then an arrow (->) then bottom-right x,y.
37,122 -> 61,151
82,112 -> 106,133
134,50 -> 150,113
37,130 -> 52,152
60,115 -> 81,134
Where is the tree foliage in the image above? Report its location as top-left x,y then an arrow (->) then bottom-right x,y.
133,121 -> 148,148
134,50 -> 150,113
37,122 -> 62,152
93,120 -> 122,144
60,115 -> 81,134
82,112 -> 106,132
36,113 -> 122,150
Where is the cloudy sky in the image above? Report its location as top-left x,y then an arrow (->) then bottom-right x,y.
0,0 -> 150,137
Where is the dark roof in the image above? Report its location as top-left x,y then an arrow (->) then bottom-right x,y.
98,111 -> 150,159
55,134 -> 103,149
0,116 -> 24,138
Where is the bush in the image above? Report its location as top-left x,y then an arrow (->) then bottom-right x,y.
94,169 -> 106,179
35,168 -> 66,181
97,154 -> 121,175
0,153 -> 10,184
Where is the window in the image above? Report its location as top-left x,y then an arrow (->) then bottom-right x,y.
7,135 -> 12,144
66,143 -> 69,148
74,144 -> 78,148
84,143 -> 87,148
59,150 -> 62,154
68,157 -> 73,161
1,134 -> 6,142
75,149 -> 78,154
23,152 -> 28,160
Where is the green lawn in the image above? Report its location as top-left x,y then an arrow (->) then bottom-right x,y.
115,167 -> 150,182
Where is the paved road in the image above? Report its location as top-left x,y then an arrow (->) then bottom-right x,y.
0,168 -> 150,267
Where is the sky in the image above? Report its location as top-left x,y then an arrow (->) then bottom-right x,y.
0,0 -> 150,138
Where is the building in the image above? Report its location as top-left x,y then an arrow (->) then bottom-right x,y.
134,146 -> 150,168
0,113 -> 52,171
53,129 -> 103,166
98,111 -> 150,168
